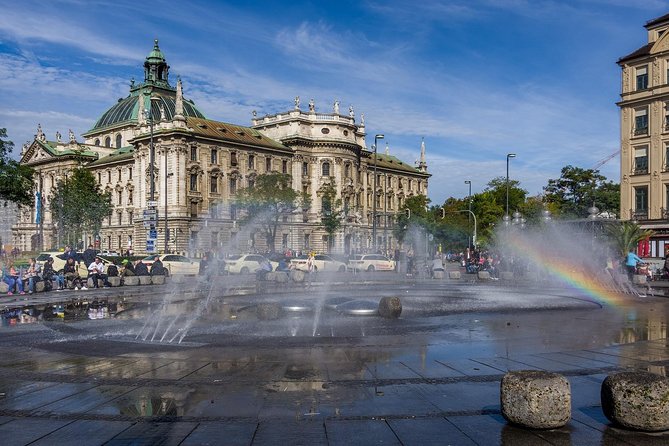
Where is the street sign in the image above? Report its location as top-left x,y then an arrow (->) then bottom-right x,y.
146,239 -> 156,253
147,201 -> 158,207
143,221 -> 156,228
143,209 -> 157,218
148,229 -> 158,240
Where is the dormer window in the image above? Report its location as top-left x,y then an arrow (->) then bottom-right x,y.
636,65 -> 648,90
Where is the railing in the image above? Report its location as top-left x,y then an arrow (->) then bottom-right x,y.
662,208 -> 669,219
630,209 -> 648,221
634,127 -> 648,136
632,167 -> 649,175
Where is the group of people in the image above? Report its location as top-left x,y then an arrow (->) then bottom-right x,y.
1,246 -> 167,295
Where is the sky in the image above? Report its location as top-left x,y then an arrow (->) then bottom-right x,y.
0,0 -> 667,204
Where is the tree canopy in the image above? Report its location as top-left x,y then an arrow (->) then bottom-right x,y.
0,128 -> 34,206
543,165 -> 619,218
49,167 -> 113,247
318,181 -> 342,252
235,172 -> 309,252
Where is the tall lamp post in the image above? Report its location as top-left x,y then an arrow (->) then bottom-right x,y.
464,180 -> 471,249
505,153 -> 516,220
145,96 -> 158,253
372,133 -> 384,252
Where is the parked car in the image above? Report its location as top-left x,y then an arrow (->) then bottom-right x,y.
347,254 -> 396,272
141,254 -> 199,276
224,254 -> 273,274
290,254 -> 347,272
36,251 -> 93,277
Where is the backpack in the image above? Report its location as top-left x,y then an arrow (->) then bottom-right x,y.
107,265 -> 119,277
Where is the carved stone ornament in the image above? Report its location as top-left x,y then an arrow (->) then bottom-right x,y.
309,98 -> 315,112
623,67 -> 630,92
653,59 -> 661,85
36,124 -> 46,142
622,174 -> 629,183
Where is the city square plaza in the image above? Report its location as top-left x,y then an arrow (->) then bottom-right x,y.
0,269 -> 669,445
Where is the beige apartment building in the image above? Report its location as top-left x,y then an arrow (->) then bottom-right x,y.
13,41 -> 429,256
618,13 -> 669,256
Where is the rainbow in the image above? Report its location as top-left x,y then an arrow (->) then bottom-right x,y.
504,232 -> 632,307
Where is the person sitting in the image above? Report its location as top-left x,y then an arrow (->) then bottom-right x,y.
22,257 -> 41,294
255,258 -> 273,281
107,263 -> 119,277
134,259 -> 149,276
2,261 -> 24,295
120,259 -> 135,277
42,257 -> 65,291
63,257 -> 83,290
150,256 -> 166,276
87,256 -> 111,288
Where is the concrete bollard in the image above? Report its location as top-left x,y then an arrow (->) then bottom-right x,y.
138,276 -> 152,285
501,370 -> 571,429
477,271 -> 491,280
601,371 -> 669,431
87,278 -> 104,288
632,274 -> 647,285
500,271 -> 514,281
0,282 -> 8,293
108,277 -> 122,287
151,275 -> 165,285
448,271 -> 461,280
123,276 -> 140,286
378,296 -> 402,318
265,272 -> 277,282
290,270 -> 306,283
276,272 -> 289,283
256,303 -> 281,320
432,270 -> 444,279
36,281 -> 46,292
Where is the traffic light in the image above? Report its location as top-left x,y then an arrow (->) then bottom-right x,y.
405,208 -> 411,218
441,208 -> 445,219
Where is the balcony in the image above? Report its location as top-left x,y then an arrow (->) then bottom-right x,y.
634,127 -> 648,136
632,167 -> 649,175
630,209 -> 648,221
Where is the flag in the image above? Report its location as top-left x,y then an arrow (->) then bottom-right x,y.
35,191 -> 42,225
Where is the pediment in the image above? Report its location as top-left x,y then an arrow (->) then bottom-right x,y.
651,32 -> 669,54
20,141 -> 55,164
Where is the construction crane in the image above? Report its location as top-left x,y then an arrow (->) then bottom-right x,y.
592,150 -> 620,170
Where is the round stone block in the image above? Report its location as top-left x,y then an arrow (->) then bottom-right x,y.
601,371 -> 669,431
432,270 -> 444,279
632,274 -> 647,285
151,275 -> 165,285
0,282 -> 8,293
378,296 -> 402,319
257,303 -> 281,320
123,276 -> 140,286
276,272 -> 289,283
108,277 -> 122,287
477,271 -> 491,280
501,370 -> 571,429
35,281 -> 46,292
448,271 -> 461,280
265,272 -> 277,282
290,270 -> 305,282
138,276 -> 152,285
500,271 -> 514,281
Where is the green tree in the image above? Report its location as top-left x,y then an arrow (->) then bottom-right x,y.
393,195 -> 431,247
0,128 -> 34,206
49,168 -> 112,246
235,173 -> 308,252
484,176 -> 527,215
318,181 -> 342,252
544,165 -> 619,218
606,221 -> 653,258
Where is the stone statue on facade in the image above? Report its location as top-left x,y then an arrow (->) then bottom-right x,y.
360,113 -> 365,125
36,124 -> 46,142
159,103 -> 166,121
68,129 -> 76,144
55,131 -> 62,143
252,110 -> 257,118
333,100 -> 340,114
294,96 -> 300,110
309,98 -> 315,112
349,105 -> 354,118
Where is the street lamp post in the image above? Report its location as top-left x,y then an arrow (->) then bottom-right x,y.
505,153 -> 516,219
372,134 -> 384,252
464,180 -> 471,249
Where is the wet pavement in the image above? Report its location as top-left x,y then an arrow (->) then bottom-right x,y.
1,275 -> 669,445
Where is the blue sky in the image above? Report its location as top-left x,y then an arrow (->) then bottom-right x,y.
0,0 -> 667,204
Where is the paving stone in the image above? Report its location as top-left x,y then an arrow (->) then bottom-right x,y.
388,417 -> 477,445
0,382 -> 98,411
448,414 -> 552,446
326,419 -> 401,446
0,418 -> 71,446
180,421 -> 257,446
35,385 -> 136,415
30,420 -> 133,446
105,421 -> 197,446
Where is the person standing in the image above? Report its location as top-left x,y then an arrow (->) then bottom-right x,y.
82,244 -> 97,268
625,250 -> 643,281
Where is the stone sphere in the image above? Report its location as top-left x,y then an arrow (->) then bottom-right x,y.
602,371 -> 669,431
378,296 -> 402,319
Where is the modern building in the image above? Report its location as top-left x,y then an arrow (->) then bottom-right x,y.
13,41 -> 429,256
618,13 -> 669,256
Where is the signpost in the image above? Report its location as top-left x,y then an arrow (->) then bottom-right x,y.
144,207 -> 158,252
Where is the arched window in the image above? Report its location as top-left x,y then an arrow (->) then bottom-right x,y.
344,164 -> 350,178
115,134 -> 122,148
322,161 -> 330,177
105,137 -> 111,147
94,139 -> 100,146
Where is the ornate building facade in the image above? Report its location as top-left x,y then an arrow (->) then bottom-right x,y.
13,41 -> 430,256
618,13 -> 669,256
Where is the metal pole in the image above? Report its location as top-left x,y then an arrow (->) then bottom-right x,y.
372,134 -> 384,252
505,153 -> 516,217
465,180 -> 471,250
383,172 -> 387,255
149,110 -> 155,202
164,149 -> 169,253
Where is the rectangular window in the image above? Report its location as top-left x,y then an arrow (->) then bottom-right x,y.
636,65 -> 648,90
635,108 -> 648,135
248,154 -> 254,170
282,233 -> 288,248
117,212 -> 122,226
248,178 -> 255,189
128,211 -> 133,223
211,149 -> 218,164
118,169 -> 121,182
128,167 -> 133,179
190,202 -> 198,218
666,184 -> 669,214
210,176 -> 218,193
107,171 -> 111,183
635,186 -> 648,213
266,157 -> 272,172
229,178 -> 237,195
190,147 -> 197,161
282,160 -> 288,174
634,146 -> 648,174
302,162 -> 308,176
230,151 -> 238,167
128,192 -> 133,205
230,204 -> 237,220
190,173 -> 198,191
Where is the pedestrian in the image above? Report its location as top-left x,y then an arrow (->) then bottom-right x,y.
87,256 -> 111,288
625,249 -> 643,281
82,244 -> 97,267
150,256 -> 166,276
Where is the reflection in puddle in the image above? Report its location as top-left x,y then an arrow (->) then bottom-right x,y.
1,300 -> 125,326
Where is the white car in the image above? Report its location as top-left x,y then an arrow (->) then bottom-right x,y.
290,254 -> 347,272
347,254 -> 396,272
141,254 -> 199,276
224,254 -> 272,274
36,251 -> 97,277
